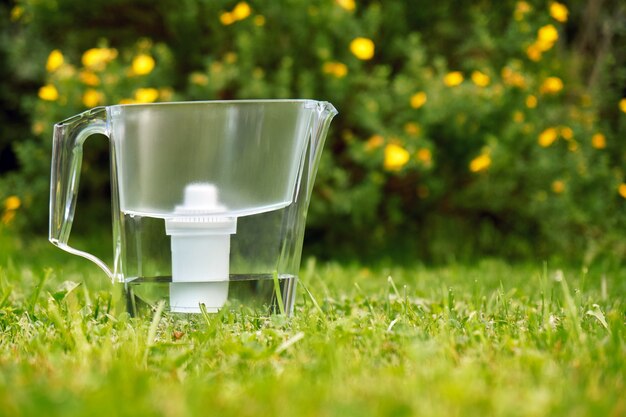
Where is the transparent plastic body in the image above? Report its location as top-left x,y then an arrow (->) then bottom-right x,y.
49,100 -> 337,316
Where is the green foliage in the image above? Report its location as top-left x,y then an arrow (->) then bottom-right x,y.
0,234 -> 624,416
1,0 -> 626,261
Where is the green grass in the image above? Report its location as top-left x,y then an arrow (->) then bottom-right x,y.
0,231 -> 624,417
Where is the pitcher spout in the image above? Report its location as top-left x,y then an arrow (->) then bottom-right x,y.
311,101 -> 338,158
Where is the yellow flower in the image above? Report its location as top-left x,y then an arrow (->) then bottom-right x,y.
4,196 -> 21,211
550,2 -> 568,23
501,67 -> 526,88
134,88 -> 159,103
2,195 -> 21,225
526,95 -> 538,108
82,89 -> 103,108
322,61 -> 348,78
254,15 -> 266,26
619,184 -> 626,199
526,43 -> 542,61
364,134 -> 384,151
560,126 -> 573,140
513,111 -> 524,123
591,133 -> 606,149
79,70 -> 100,86
82,48 -> 117,70
404,122 -> 421,136
350,37 -> 375,60
469,153 -> 491,173
537,24 -> 558,51
514,1 -> 532,20
336,0 -> 355,11
220,12 -> 235,25
221,2 -> 251,24
410,91 -> 427,109
540,76 -> 563,94
471,71 -> 490,87
384,143 -> 410,171
190,72 -> 209,85
10,5 -> 24,21
118,98 -> 137,105
538,127 -> 558,147
132,54 -> 155,75
416,148 -> 432,164
444,71 -> 464,87
46,50 -> 64,72
551,180 -> 565,194
619,98 -> 626,113
38,84 -> 59,101
232,2 -> 251,20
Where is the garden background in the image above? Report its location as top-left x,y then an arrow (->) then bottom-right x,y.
0,2 -> 625,416
1,0 -> 626,263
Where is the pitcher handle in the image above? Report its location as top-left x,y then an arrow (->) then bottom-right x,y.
49,107 -> 115,281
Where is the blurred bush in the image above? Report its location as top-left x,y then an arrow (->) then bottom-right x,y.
1,0 -> 625,262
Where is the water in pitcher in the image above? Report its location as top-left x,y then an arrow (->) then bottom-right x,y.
118,208 -> 300,316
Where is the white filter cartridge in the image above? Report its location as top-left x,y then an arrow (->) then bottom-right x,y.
165,183 -> 236,313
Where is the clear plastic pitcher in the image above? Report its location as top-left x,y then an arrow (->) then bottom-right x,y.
49,100 -> 337,316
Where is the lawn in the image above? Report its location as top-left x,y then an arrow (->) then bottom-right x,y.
0,231 -> 624,417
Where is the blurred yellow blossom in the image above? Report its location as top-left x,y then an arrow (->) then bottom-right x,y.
551,180 -> 565,194
119,98 -> 136,105
350,37 -> 375,60
471,71 -> 490,87
4,196 -> 21,211
79,70 -> 100,86
254,15 -> 266,26
501,67 -> 526,88
82,89 -> 103,107
469,152 -> 491,173
514,1 -> 532,20
232,2 -> 251,20
82,48 -> 117,70
190,72 -> 209,85
2,195 -> 21,225
322,61 -> 348,78
159,87 -> 174,101
526,44 -> 542,61
513,111 -> 524,123
619,184 -> 626,199
10,5 -> 24,21
550,2 -> 568,23
538,127 -> 558,147
526,95 -> 538,108
132,54 -> 155,75
591,133 -> 606,149
540,76 -> 563,94
336,0 -> 355,11
404,122 -> 421,136
619,98 -> 626,113
46,50 -> 64,72
221,2 -> 251,25
416,148 -> 432,165
365,134 -> 384,151
220,12 -> 235,25
134,88 -> 159,103
38,84 -> 59,101
537,24 -> 558,51
444,71 -> 464,87
384,143 -> 410,171
568,141 -> 579,152
410,91 -> 427,109
560,126 -> 573,140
